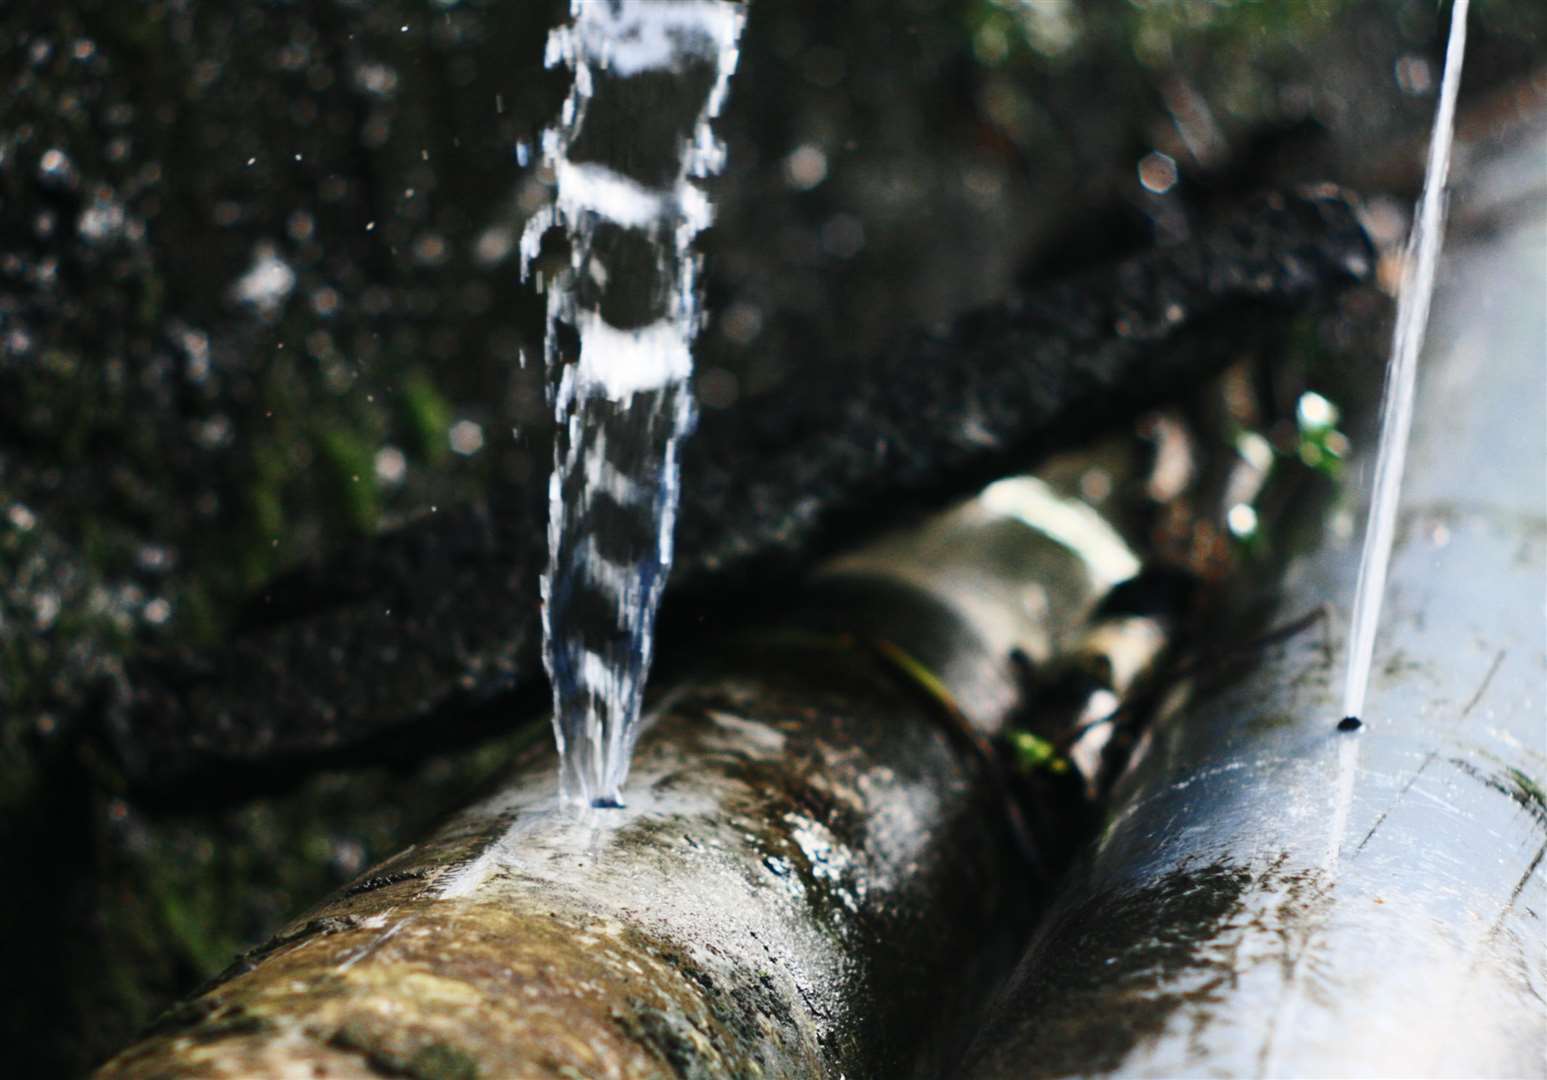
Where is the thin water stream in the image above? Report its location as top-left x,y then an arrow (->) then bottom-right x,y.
1340,0 -> 1470,727
524,0 -> 747,808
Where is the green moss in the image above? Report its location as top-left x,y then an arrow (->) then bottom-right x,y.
330,1023 -> 482,1080
172,580 -> 223,648
1295,388 -> 1349,480
320,428 -> 382,535
1507,767 -> 1546,808
330,1019 -> 399,1066
403,370 -> 454,466
1504,767 -> 1547,829
409,1042 -> 482,1080
1007,730 -> 1069,775
243,439 -> 291,587
85,718 -> 544,1062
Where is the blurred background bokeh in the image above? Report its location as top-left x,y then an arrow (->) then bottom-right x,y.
1,0 -> 1543,1072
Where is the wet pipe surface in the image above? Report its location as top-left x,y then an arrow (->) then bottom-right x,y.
114,192 -> 1375,791
100,637 -> 1032,1078
958,130 -> 1547,1080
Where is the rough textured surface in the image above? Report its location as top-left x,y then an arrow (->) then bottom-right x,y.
113,192 -> 1374,788
100,635 -> 1029,1078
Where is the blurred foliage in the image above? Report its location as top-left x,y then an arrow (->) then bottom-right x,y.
0,0 -> 1542,1073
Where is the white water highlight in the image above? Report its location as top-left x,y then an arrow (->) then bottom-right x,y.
1340,0 -> 1469,726
525,0 -> 746,808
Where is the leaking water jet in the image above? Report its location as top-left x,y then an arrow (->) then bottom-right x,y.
1339,0 -> 1469,727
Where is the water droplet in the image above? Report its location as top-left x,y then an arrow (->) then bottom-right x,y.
1394,54 -> 1434,97
1138,151 -> 1178,194
374,447 -> 407,485
783,144 -> 828,190
448,420 -> 484,456
36,148 -> 77,190
231,246 -> 297,317
7,504 -> 37,531
78,193 -> 126,243
1297,391 -> 1338,429
475,225 -> 514,266
1227,503 -> 1259,539
5,328 -> 34,357
355,63 -> 398,97
33,591 -> 61,630
412,233 -> 448,266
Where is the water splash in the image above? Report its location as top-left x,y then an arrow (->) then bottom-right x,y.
1340,0 -> 1469,725
523,1 -> 747,808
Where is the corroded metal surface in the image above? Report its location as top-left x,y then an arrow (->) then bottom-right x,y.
960,127 -> 1547,1080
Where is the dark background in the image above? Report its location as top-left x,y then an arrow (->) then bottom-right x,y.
1,0 -> 1543,1072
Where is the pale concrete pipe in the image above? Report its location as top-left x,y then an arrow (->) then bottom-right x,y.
960,124 -> 1547,1080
